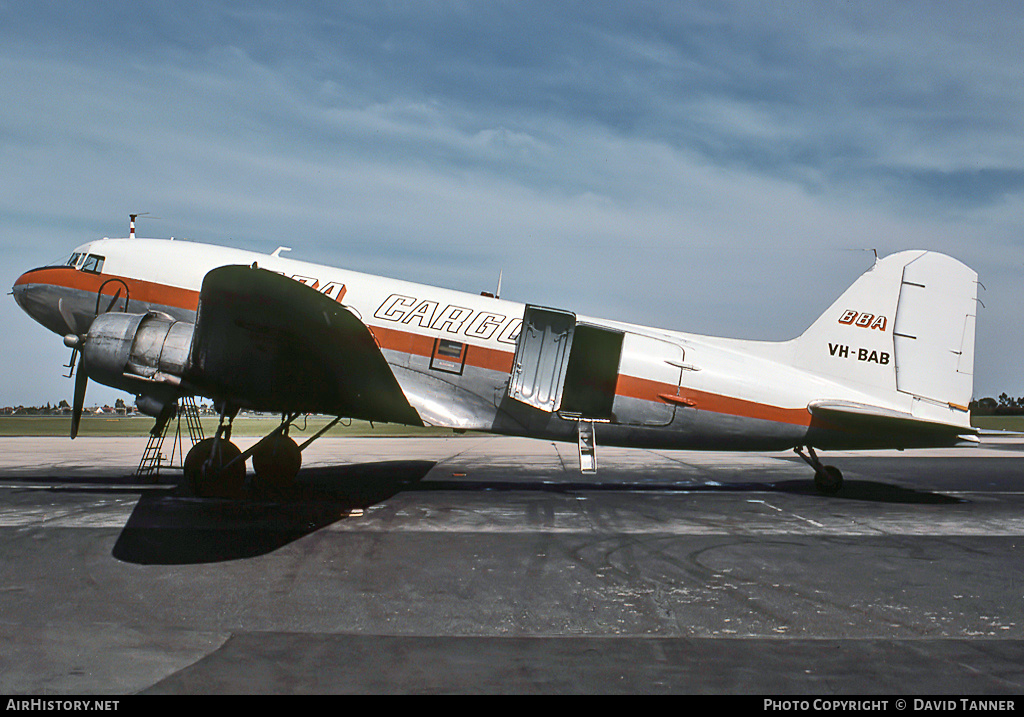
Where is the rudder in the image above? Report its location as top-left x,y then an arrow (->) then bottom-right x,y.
891,252 -> 977,410
792,250 -> 978,414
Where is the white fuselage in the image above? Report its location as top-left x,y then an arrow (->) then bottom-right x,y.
13,237 -> 958,451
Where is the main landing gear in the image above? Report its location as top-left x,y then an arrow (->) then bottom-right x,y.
794,446 -> 844,495
184,409 -> 329,499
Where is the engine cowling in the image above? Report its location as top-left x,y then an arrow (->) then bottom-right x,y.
78,311 -> 195,407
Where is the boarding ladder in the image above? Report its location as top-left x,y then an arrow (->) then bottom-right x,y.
135,396 -> 205,480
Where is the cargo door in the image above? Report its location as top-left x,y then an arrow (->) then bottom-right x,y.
508,306 -> 576,412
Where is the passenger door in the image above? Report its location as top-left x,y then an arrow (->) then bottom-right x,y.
612,333 -> 684,426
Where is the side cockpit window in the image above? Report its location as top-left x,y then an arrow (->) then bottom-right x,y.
80,254 -> 105,274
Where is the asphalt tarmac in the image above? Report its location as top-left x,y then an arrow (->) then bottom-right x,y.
0,433 -> 1022,694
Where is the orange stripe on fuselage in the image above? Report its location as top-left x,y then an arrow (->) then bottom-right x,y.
369,324 -> 515,374
21,267 -> 809,427
15,266 -> 200,312
616,375 -> 812,427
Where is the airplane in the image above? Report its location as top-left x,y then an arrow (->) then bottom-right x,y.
12,220 -> 980,498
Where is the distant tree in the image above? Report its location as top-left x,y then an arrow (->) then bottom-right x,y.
993,393 -> 1024,415
971,397 -> 999,415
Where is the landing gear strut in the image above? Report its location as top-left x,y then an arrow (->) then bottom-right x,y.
795,446 -> 844,495
184,409 -> 245,498
183,410 -> 339,499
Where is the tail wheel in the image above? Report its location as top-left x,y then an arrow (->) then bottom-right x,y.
184,437 -> 246,498
814,465 -> 843,495
252,434 -> 302,490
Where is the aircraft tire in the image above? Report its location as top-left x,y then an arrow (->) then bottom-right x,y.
184,438 -> 246,498
814,465 -> 843,495
252,434 -> 302,491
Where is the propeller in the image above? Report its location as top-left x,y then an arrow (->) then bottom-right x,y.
63,333 -> 88,439
102,287 -> 123,314
58,297 -> 82,335
70,360 -> 88,440
62,286 -> 125,438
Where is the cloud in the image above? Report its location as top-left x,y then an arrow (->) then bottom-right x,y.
1,1 -> 1023,406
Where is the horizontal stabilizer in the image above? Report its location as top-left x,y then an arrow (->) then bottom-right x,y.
807,400 -> 978,449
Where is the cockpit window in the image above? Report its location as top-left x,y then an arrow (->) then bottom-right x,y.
67,253 -> 81,267
80,254 -> 105,274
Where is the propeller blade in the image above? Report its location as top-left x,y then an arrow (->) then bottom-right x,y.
58,298 -> 80,335
102,288 -> 122,314
71,365 -> 88,439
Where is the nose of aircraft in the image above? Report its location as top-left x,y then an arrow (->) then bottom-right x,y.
12,269 -> 78,336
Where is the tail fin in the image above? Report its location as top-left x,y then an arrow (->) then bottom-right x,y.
792,250 -> 978,418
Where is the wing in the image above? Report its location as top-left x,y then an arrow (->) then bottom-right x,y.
807,399 -> 977,449
187,265 -> 422,425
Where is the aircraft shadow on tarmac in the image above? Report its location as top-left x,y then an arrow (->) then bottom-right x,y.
112,460 -> 436,565
111,463 -> 962,565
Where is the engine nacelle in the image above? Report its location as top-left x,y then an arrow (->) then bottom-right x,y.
80,312 -> 195,400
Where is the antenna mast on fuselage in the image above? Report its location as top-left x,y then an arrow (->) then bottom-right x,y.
128,213 -> 157,239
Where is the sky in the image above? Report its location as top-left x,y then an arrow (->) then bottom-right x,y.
2,1 -> 1023,408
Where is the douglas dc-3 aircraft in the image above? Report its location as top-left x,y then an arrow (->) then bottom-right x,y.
12,221 -> 979,497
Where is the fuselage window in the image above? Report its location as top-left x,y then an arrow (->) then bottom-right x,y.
81,254 -> 105,274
